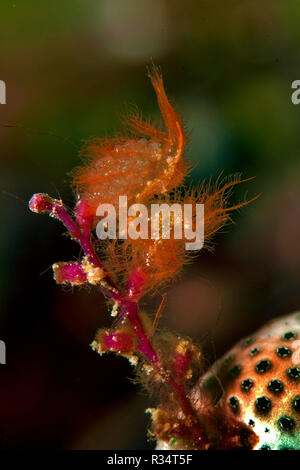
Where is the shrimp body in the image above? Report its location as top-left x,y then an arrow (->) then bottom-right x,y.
72,66 -> 188,218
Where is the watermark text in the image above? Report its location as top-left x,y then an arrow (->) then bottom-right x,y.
0,340 -> 6,364
95,196 -> 204,250
0,80 -> 6,104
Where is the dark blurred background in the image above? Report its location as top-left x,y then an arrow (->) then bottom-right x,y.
0,0 -> 300,450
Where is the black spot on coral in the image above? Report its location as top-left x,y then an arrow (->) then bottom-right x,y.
241,337 -> 254,348
276,346 -> 291,358
259,444 -> 271,450
287,367 -> 300,381
277,416 -> 295,432
255,396 -> 272,414
255,359 -> 272,374
292,395 -> 300,412
222,355 -> 235,367
282,331 -> 297,341
248,419 -> 255,427
267,379 -> 284,394
241,378 -> 253,392
228,396 -> 239,413
203,375 -> 217,389
249,347 -> 260,357
228,364 -> 242,379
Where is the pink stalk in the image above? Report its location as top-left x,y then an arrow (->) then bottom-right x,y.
29,193 -> 207,442
29,193 -> 120,298
121,299 -> 159,363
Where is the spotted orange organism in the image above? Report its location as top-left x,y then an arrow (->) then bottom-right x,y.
201,312 -> 300,450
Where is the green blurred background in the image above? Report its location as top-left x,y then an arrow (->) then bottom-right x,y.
0,0 -> 300,449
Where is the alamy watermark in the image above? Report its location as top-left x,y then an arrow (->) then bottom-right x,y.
0,80 -> 6,104
0,340 -> 6,364
291,80 -> 300,105
95,196 -> 204,251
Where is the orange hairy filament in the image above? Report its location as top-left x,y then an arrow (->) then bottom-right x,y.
71,65 -> 188,219
148,295 -> 167,339
70,65 -> 258,297
98,175 -> 258,296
